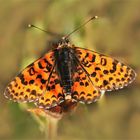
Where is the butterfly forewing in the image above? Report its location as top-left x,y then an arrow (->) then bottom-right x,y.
74,47 -> 136,91
4,51 -> 56,103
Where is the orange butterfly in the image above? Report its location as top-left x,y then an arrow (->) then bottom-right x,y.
4,17 -> 136,110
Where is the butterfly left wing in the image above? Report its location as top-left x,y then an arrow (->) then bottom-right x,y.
4,51 -> 64,109
73,46 -> 136,91
36,68 -> 65,109
4,51 -> 55,103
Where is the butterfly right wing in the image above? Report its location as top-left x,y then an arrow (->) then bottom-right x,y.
73,47 -> 136,91
71,57 -> 102,104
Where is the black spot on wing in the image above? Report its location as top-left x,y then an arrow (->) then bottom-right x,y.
103,80 -> 109,86
103,70 -> 109,74
29,80 -> 34,84
90,54 -> 96,62
44,58 -> 53,71
38,61 -> 44,69
110,60 -> 117,73
80,82 -> 84,86
101,58 -> 107,66
18,74 -> 28,85
95,67 -> 101,71
31,90 -> 36,96
91,72 -> 96,77
41,79 -> 46,84
36,74 -> 42,79
28,67 -> 36,76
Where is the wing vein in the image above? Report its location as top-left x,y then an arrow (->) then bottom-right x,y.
73,54 -> 96,88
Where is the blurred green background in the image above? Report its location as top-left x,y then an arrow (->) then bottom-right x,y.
0,0 -> 140,140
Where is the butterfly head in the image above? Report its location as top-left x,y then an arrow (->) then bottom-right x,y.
57,36 -> 71,49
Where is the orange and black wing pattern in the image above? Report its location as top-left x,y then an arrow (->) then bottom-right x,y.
4,51 -> 64,109
73,46 -> 136,92
4,43 -> 137,109
36,68 -> 64,109
71,64 -> 101,104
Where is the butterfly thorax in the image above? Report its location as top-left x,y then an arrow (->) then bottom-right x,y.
54,45 -> 75,98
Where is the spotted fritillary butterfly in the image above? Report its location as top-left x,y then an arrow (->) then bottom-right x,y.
4,36 -> 136,110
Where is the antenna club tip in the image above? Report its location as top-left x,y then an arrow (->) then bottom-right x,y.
28,24 -> 34,28
90,16 -> 98,20
95,16 -> 98,19
28,24 -> 32,28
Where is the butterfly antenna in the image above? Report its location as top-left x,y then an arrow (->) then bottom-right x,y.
28,24 -> 60,36
64,16 -> 98,39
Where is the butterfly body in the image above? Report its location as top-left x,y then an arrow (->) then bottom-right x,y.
54,46 -> 75,97
4,37 -> 136,110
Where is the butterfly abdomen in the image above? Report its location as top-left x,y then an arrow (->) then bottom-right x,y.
54,47 -> 75,96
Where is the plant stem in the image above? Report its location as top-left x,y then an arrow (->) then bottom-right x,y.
45,116 -> 59,140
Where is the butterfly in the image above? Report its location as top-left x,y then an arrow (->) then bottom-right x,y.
4,35 -> 136,110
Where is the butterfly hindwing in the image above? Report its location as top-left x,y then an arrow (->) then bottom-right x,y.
74,47 -> 136,91
36,68 -> 64,109
71,63 -> 101,104
4,51 -> 64,108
